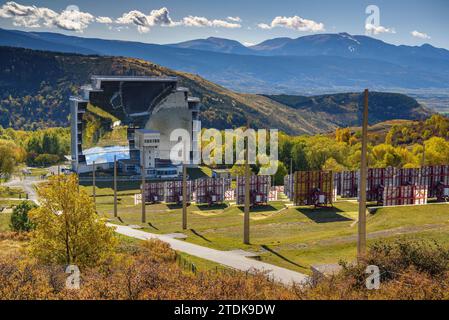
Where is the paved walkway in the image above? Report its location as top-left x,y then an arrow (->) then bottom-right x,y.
108,223 -> 309,286
3,176 -> 40,204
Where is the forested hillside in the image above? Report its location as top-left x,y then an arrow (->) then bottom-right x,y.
0,46 -> 432,133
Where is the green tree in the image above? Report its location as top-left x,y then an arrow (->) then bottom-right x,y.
10,201 -> 37,232
230,164 -> 247,177
322,157 -> 346,172
0,141 -> 17,179
29,174 -> 117,268
273,161 -> 288,185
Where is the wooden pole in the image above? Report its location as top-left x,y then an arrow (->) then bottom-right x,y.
422,142 -> 426,167
182,162 -> 187,230
113,156 -> 118,218
290,158 -> 293,176
92,161 -> 96,209
358,89 -> 369,260
141,165 -> 146,223
244,122 -> 251,245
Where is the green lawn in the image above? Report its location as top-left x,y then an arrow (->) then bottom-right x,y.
95,192 -> 449,274
0,186 -> 25,198
0,211 -> 11,232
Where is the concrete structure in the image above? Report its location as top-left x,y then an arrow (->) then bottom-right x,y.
70,76 -> 201,177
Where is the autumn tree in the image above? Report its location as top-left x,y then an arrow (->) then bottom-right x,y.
0,140 -> 24,179
335,128 -> 351,144
29,174 -> 117,268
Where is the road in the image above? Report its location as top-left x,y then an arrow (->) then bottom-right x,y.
109,223 -> 309,286
3,175 -> 41,204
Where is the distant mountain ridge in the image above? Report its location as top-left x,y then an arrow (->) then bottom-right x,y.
0,46 -> 432,134
168,37 -> 254,55
0,28 -> 448,94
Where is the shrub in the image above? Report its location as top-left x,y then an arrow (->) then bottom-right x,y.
9,201 -> 37,232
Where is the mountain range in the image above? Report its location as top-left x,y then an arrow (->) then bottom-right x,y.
0,46 -> 431,134
1,28 -> 449,95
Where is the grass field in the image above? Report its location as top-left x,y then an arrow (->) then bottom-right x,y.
90,184 -> 449,274
4,179 -> 449,275
0,186 -> 25,198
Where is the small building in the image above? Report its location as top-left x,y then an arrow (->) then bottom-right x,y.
135,129 -> 160,171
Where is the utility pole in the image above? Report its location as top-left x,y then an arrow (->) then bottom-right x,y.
92,161 -> 96,209
290,158 -> 293,176
358,89 -> 369,261
182,162 -> 188,230
113,156 -> 118,218
244,121 -> 251,245
141,165 -> 146,223
422,142 -> 426,167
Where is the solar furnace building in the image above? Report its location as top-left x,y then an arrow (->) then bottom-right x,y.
70,76 -> 201,177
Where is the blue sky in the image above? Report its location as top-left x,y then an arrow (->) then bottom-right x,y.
0,0 -> 448,49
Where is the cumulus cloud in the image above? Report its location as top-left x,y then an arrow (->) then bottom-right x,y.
365,23 -> 396,35
182,15 -> 241,28
115,7 -> 177,33
411,30 -> 431,40
257,15 -> 325,32
0,2 -> 242,33
52,6 -> 94,31
0,2 -> 95,32
227,16 -> 241,22
96,16 -> 113,24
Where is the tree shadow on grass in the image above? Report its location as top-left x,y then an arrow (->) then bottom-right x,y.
261,245 -> 307,269
237,205 -> 278,213
190,229 -> 212,242
166,203 -> 184,210
195,203 -> 228,211
296,207 -> 353,223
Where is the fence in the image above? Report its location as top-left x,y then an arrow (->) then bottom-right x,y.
236,175 -> 271,205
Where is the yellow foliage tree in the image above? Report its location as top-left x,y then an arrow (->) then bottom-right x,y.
29,174 -> 117,268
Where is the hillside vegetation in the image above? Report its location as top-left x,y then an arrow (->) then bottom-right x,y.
0,46 -> 432,134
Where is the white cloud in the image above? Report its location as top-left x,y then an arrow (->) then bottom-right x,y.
257,23 -> 271,30
0,1 -> 94,32
365,23 -> 396,35
182,16 -> 241,28
115,7 -> 177,33
52,7 -> 94,31
411,30 -> 431,40
96,16 -> 113,24
257,15 -> 325,32
227,16 -> 241,22
0,2 -> 242,33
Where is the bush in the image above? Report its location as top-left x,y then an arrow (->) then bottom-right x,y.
302,239 -> 449,300
32,154 -> 60,167
9,201 -> 37,232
